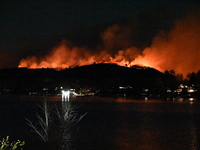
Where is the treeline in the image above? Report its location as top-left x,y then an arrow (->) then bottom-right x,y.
164,69 -> 200,88
0,63 -> 199,98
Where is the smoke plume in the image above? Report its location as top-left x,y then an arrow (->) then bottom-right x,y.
18,11 -> 200,76
134,12 -> 200,76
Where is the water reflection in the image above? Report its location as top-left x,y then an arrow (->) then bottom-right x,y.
2,95 -> 200,150
189,109 -> 199,150
114,110 -> 163,150
190,122 -> 198,150
170,97 -> 197,104
113,101 -> 155,149
111,97 -> 200,150
115,97 -> 166,103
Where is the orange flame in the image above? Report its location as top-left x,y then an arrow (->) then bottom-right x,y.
18,41 -> 142,70
18,12 -> 200,77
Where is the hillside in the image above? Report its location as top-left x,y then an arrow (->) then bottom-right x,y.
0,63 -> 167,95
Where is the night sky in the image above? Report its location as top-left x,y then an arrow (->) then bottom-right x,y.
0,0 -> 200,68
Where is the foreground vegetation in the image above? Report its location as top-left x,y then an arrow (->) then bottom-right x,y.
26,99 -> 87,150
0,136 -> 24,150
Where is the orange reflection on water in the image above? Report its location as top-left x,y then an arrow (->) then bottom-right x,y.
115,97 -> 165,103
114,113 -> 163,150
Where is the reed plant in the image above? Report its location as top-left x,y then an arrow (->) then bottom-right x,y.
26,99 -> 52,142
26,97 -> 87,150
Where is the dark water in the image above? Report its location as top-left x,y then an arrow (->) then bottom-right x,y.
0,95 -> 200,150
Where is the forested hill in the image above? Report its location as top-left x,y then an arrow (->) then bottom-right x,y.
65,63 -> 164,79
0,63 -> 169,94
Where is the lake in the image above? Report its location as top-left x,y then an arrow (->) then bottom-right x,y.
0,95 -> 200,150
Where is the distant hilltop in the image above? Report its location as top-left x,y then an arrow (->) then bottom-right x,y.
4,63 -> 164,81
0,63 -> 174,97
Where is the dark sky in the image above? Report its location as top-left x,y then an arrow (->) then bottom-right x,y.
0,0 -> 200,68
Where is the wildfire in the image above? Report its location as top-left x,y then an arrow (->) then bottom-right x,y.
18,41 -> 142,69
18,12 -> 200,77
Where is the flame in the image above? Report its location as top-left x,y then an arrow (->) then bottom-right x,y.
18,12 -> 200,77
18,41 -> 142,69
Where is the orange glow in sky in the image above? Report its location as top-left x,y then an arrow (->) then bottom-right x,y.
18,13 -> 200,77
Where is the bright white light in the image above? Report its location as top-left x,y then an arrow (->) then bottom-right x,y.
62,90 -> 70,101
188,89 -> 194,93
180,84 -> 184,88
189,98 -> 195,101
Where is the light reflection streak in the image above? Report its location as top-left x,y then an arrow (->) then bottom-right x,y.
62,90 -> 70,101
115,98 -> 166,103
